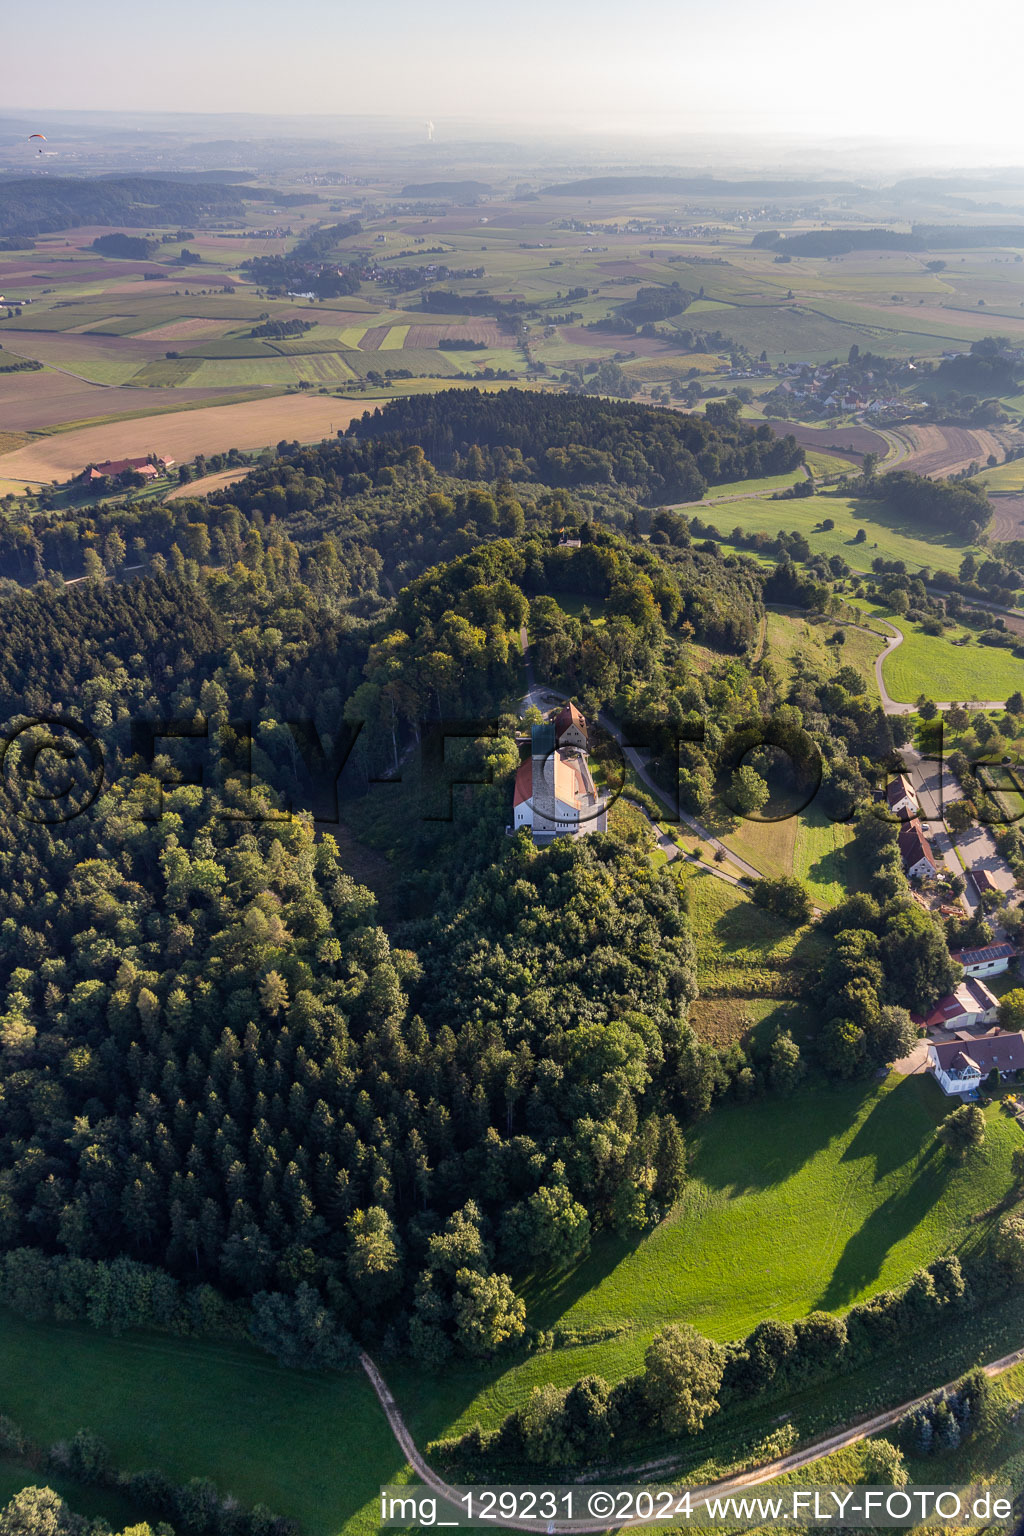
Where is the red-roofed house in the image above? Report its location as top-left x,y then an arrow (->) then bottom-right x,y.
898,819 -> 937,880
553,702 -> 587,750
913,978 -> 999,1032
886,773 -> 918,819
78,455 -> 174,483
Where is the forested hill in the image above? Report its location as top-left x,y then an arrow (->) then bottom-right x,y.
0,176 -> 294,237
347,389 -> 803,503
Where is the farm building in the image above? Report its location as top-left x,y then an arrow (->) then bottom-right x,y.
513,713 -> 606,844
927,1031 -> 1024,1096
898,819 -> 937,880
79,455 -> 174,483
886,773 -> 918,820
951,942 -> 1016,978
913,978 -> 1000,1032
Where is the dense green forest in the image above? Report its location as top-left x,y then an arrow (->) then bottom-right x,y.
346,388 -> 804,502
0,392 -> 968,1380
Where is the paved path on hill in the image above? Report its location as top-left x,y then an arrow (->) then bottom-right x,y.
872,619 -> 1006,715
517,627 -> 764,881
360,1343 -> 1024,1534
519,677 -> 764,883
623,797 -> 751,890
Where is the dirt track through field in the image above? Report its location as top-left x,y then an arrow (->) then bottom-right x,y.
361,1341 -> 1024,1535
0,395 -> 366,483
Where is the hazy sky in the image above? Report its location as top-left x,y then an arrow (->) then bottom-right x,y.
7,0 -> 1024,149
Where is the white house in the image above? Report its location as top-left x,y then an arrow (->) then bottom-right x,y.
886,773 -> 918,820
928,1031 -> 1024,1096
554,701 -> 588,751
952,943 -> 1016,979
899,819 -> 937,880
914,978 -> 1000,1032
513,715 -> 607,844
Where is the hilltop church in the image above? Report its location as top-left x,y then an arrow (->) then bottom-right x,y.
512,703 -> 608,843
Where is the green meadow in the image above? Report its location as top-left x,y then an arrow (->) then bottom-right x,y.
2,1074 -> 1018,1536
0,1313 -> 399,1536
401,1076 -> 1023,1442
686,490 -> 975,574
881,623 -> 1024,703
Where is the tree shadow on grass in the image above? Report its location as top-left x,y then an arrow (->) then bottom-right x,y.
389,1235 -> 646,1443
518,1231 -> 637,1333
804,840 -> 851,895
814,1141 -> 946,1311
713,901 -> 792,956
839,1075 -> 934,1181
691,1080 -> 871,1196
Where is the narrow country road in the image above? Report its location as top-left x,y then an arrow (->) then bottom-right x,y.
873,619 -> 1007,716
360,1342 -> 1024,1534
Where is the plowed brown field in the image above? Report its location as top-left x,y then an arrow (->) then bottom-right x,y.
0,395 -> 366,483
899,424 -> 1002,478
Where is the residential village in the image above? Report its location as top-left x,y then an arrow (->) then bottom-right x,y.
514,709 -> 1024,1107
882,766 -> 1024,1101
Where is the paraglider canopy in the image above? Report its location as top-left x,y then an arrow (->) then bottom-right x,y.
29,133 -> 47,154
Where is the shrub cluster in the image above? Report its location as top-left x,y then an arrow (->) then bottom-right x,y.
0,1414 -> 295,1536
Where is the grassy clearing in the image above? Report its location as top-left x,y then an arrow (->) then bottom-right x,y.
681,870 -> 814,998
970,457 -> 1024,494
0,1312 -> 398,1536
684,491 -> 973,573
0,1465 -> 144,1528
696,470 -> 807,501
718,812 -> 798,882
804,449 -> 859,478
764,609 -> 835,681
793,807 -> 861,907
882,623 -> 1024,703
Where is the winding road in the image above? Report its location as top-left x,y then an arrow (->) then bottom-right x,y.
360,1342 -> 1024,1534
872,619 -> 1006,715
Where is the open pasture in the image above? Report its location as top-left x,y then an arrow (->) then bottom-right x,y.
418,1073 -> 1023,1438
880,620 -> 1024,704
685,490 -> 974,572
0,1311 -> 396,1536
970,458 -> 1024,494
